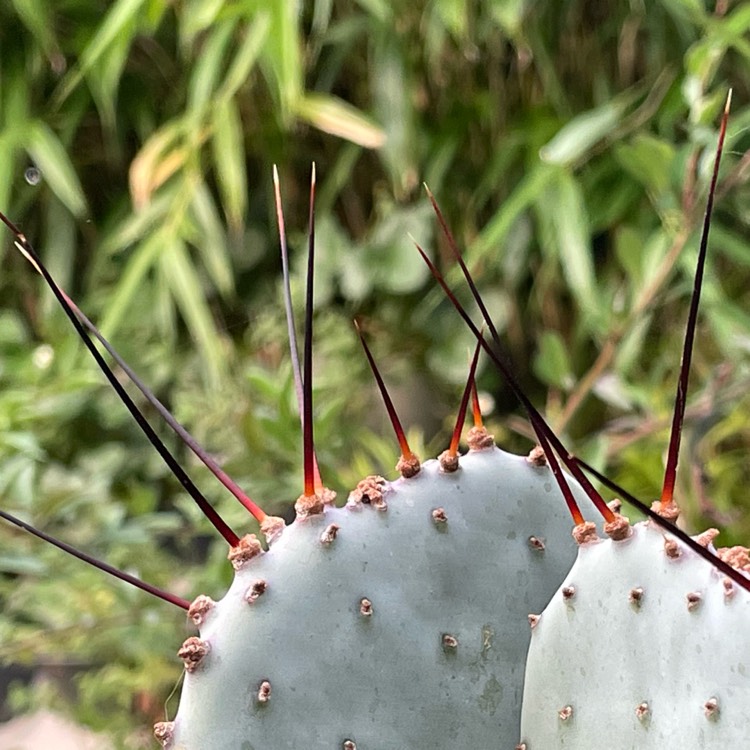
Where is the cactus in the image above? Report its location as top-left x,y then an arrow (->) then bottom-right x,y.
520,518 -> 750,748
1,93 -> 748,750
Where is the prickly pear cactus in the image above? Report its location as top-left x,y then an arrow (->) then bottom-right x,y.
0,81 -> 744,750
156,446 -> 596,749
520,517 -> 750,748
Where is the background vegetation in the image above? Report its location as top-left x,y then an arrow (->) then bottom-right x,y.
1,1 -> 749,746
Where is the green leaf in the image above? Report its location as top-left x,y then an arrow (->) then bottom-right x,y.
639,230 -> 672,292
161,239 -> 226,386
614,224 -> 647,287
10,0 -> 61,63
54,0 -> 148,105
84,31 -> 131,134
711,223 -> 750,269
187,20 -> 235,117
613,135 -> 676,196
99,230 -> 167,337
0,135 -> 18,223
211,98 -> 247,230
363,202 -> 433,294
352,0 -> 391,23
180,0 -> 227,45
0,553 -> 48,576
264,0 -> 303,122
539,99 -> 629,166
217,12 -> 271,102
371,34 -> 412,190
490,0 -> 529,38
472,164 -> 555,258
2,67 -> 31,139
99,187 -> 177,257
39,197 -> 77,321
188,181 -> 234,297
431,0 -> 468,39
535,170 -> 601,325
533,330 -> 574,390
25,121 -> 88,217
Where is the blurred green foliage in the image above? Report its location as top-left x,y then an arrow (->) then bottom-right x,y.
1,0 -> 750,746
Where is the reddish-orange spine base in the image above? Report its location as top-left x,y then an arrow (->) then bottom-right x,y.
273,166 -> 325,496
471,378 -> 483,427
12,229 -> 267,523
418,204 -> 616,523
53,287 -> 267,524
421,195 -> 600,522
660,91 -> 731,508
302,164 -> 317,499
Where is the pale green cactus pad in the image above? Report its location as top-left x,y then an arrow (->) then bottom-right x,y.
520,519 -> 750,749
156,446 -> 596,749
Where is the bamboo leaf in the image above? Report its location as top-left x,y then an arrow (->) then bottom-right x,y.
54,0 -> 149,105
472,165 -> 555,258
99,230 -> 167,338
264,0 -> 303,121
371,34 -> 413,190
535,170 -> 601,325
533,330 -> 575,391
84,32 -> 131,134
613,135 -> 676,196
187,20 -> 235,117
217,12 -> 271,101
188,181 -> 234,297
352,0 -> 391,22
10,0 -> 61,64
129,122 -> 194,209
25,121 -> 88,217
211,98 -> 247,230
0,135 -> 18,222
161,238 -> 226,385
39,197 -> 77,321
711,223 -> 750,269
180,0 -> 227,45
540,99 -> 630,166
296,93 -> 386,149
99,188 -> 177,257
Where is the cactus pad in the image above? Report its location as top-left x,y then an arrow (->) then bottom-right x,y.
159,446 -> 596,748
520,519 -> 750,748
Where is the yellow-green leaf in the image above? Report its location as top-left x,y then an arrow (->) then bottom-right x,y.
296,93 -> 386,149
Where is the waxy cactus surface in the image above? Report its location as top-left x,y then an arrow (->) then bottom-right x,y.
520,519 -> 750,748
162,448 -> 597,749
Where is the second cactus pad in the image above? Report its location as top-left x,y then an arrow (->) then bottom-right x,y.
520,519 -> 750,748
